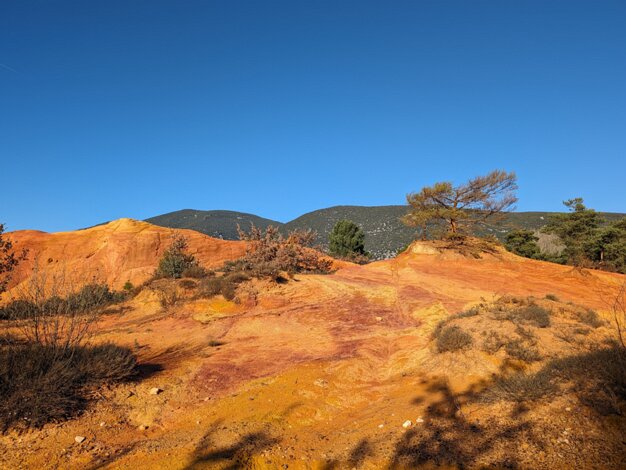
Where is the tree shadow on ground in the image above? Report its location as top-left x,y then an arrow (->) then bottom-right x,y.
185,419 -> 278,470
390,377 -> 543,469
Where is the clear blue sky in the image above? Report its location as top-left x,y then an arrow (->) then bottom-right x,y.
2,1 -> 625,232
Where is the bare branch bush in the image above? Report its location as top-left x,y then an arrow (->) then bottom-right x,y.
3,263 -> 123,353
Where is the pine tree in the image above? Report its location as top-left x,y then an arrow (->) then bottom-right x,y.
329,220 -> 368,260
504,229 -> 541,259
402,170 -> 517,237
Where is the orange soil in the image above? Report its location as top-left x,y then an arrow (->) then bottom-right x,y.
4,218 -> 247,292
1,226 -> 625,469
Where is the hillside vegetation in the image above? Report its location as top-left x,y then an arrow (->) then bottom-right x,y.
146,206 -> 625,259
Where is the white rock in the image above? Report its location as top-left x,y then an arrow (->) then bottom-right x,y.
150,387 -> 163,395
416,417 -> 424,423
99,422 -> 106,427
74,436 -> 86,444
378,424 -> 384,429
375,316 -> 383,321
402,420 -> 412,428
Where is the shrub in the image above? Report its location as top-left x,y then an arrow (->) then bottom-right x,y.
197,272 -> 249,301
0,299 -> 37,320
157,286 -> 180,308
64,283 -> 124,313
1,283 -> 126,321
504,229 -> 541,259
515,304 -> 551,328
123,281 -> 134,291
436,326 -> 473,353
481,370 -> 556,403
154,234 -> 198,279
482,331 -> 506,354
454,307 -> 480,319
577,309 -> 603,328
182,265 -> 211,279
504,339 -> 542,362
179,279 -> 197,290
229,225 -> 333,278
0,342 -> 136,431
544,293 -> 559,302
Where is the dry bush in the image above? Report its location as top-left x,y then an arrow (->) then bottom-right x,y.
544,293 -> 559,302
197,272 -> 249,301
3,268 -> 125,353
227,225 -> 333,279
510,304 -> 551,328
576,309 -> 603,328
182,265 -> 212,279
0,342 -> 136,430
482,331 -> 506,354
611,283 -> 626,347
179,279 -> 198,290
504,339 -> 542,363
480,370 -> 556,403
435,325 -> 473,353
0,267 -> 137,431
156,285 -> 181,309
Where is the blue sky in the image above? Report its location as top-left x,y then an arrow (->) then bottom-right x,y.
1,1 -> 625,232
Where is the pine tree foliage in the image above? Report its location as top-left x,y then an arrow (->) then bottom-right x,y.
403,170 -> 518,237
328,220 -> 368,260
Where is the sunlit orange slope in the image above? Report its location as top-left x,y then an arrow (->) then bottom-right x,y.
5,218 -> 247,292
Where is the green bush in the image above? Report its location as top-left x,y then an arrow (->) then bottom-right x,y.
504,229 -> 541,259
436,326 -> 473,353
154,235 -> 198,279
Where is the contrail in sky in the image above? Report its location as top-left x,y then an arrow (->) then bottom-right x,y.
0,63 -> 20,74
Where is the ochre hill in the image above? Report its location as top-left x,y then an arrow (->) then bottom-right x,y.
5,218 -> 247,293
1,236 -> 625,468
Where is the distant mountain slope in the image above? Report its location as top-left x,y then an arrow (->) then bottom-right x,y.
285,205 -> 413,259
146,207 -> 625,260
145,209 -> 282,240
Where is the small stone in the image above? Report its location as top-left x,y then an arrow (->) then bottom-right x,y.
75,436 -> 86,444
378,424 -> 384,429
402,420 -> 412,429
138,425 -> 148,431
565,407 -> 571,411
99,422 -> 106,427
416,417 -> 424,424
375,316 -> 383,321
150,387 -> 163,395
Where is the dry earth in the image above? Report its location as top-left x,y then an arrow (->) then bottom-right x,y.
1,220 -> 625,469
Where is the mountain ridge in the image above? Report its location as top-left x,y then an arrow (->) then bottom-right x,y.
146,206 -> 626,259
